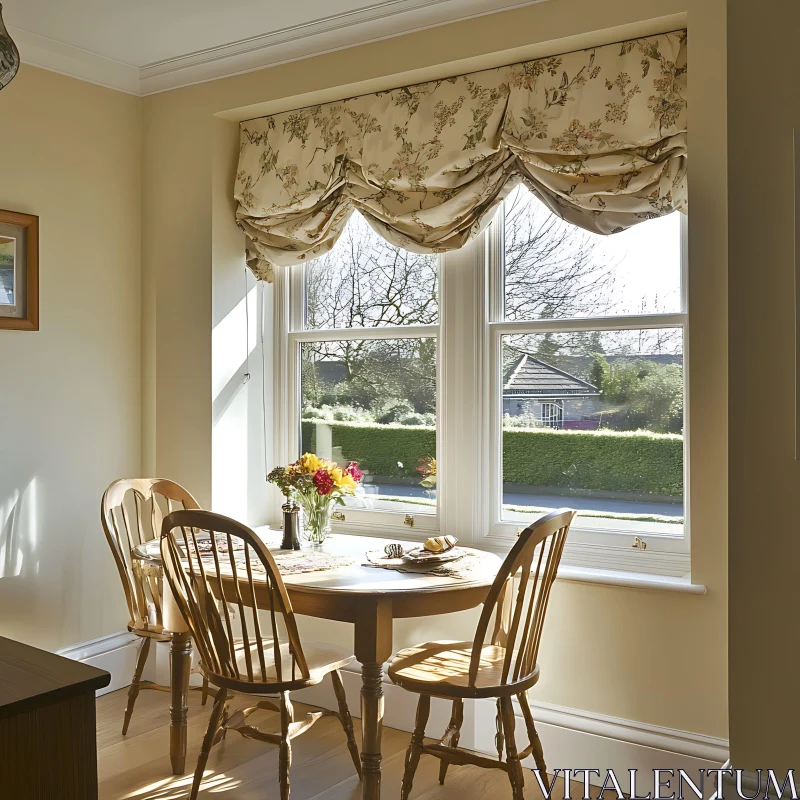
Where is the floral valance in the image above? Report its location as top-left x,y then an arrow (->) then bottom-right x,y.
236,30 -> 687,281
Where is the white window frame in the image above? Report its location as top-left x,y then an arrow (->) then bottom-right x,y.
269,207 -> 690,576
272,261 -> 441,539
483,210 -> 690,576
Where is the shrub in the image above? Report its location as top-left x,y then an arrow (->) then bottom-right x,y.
627,365 -> 683,434
301,421 -> 682,496
398,412 -> 427,426
503,412 -> 542,429
332,405 -> 373,422
377,400 -> 415,425
303,421 -> 435,478
302,406 -> 332,420
503,427 -> 682,496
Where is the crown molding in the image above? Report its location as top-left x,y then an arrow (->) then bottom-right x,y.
8,25 -> 141,95
10,0 -> 546,97
138,0 -> 546,95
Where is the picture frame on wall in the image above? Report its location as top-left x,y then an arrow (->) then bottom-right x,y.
0,209 -> 39,331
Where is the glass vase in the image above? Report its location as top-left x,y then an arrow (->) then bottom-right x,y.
298,496 -> 334,548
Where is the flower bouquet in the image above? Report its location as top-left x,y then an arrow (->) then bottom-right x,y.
268,453 -> 364,547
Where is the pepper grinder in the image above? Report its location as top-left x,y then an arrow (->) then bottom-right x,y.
280,502 -> 301,550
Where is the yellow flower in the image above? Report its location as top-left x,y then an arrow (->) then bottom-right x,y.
330,466 -> 357,494
295,452 -> 324,474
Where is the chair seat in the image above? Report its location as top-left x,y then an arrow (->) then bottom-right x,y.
388,640 -> 540,699
202,638 -> 355,692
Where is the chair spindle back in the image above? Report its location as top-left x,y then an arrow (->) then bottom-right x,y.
160,509 -> 309,685
470,508 -> 575,687
101,478 -> 200,633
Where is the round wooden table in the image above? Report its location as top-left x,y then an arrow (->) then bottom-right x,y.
134,530 -> 501,800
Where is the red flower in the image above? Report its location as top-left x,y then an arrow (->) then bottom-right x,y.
313,468 -> 334,496
346,462 -> 364,482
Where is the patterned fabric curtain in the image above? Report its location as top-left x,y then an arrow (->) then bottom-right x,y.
236,30 -> 687,281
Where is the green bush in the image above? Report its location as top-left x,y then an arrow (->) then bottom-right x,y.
503,427 -> 682,496
302,421 -> 436,478
301,422 -> 682,496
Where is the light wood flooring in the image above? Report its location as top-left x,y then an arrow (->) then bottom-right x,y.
97,688 -> 587,800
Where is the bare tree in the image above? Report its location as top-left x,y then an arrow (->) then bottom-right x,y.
503,186 -> 616,321
303,193 -> 619,414
305,213 -> 438,395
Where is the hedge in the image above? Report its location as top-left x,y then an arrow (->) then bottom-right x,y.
301,421 -> 682,496
502,427 -> 682,496
302,421 -> 435,479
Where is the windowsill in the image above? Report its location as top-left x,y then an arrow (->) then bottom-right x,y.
260,524 -> 705,594
556,564 -> 706,594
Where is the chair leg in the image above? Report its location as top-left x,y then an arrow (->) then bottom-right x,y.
494,698 -> 505,762
279,692 -> 294,800
190,688 -> 228,800
519,691 -> 547,775
201,675 -> 210,706
438,698 -> 464,785
331,670 -> 362,779
122,636 -> 151,735
401,694 -> 430,800
499,697 -> 525,800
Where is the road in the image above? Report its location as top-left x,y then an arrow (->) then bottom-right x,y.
363,482 -> 682,518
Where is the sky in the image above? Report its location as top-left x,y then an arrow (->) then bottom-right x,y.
507,184 -> 683,318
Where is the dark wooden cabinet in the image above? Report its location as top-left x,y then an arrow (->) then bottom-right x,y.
0,636 -> 110,799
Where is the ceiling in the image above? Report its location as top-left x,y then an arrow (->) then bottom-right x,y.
1,0 -> 543,95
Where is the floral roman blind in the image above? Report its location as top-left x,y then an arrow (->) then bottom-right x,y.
236,30 -> 687,281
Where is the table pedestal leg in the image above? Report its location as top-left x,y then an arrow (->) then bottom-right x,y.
354,599 -> 393,800
163,583 -> 191,776
169,631 -> 192,775
360,662 -> 384,799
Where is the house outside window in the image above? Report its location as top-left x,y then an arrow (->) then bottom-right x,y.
272,185 -> 688,575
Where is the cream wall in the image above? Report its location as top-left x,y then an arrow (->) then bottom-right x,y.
727,0 -> 800,772
142,0 -> 729,740
0,65 -> 143,650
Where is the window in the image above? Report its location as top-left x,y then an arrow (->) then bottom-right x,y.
272,186 -> 688,572
281,213 -> 439,532
539,402 -> 563,429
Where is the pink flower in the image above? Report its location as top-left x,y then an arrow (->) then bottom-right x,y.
346,462 -> 364,482
313,469 -> 334,496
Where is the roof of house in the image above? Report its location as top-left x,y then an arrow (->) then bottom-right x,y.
503,353 -> 601,399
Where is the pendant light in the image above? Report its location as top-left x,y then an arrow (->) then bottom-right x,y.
0,4 -> 20,90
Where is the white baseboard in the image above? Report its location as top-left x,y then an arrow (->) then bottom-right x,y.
58,631 -> 143,696
294,662 -> 729,794
56,630 -> 202,696
60,632 -> 729,791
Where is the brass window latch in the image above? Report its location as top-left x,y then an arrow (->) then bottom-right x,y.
331,510 -> 346,522
404,514 -> 414,527
632,536 -> 647,550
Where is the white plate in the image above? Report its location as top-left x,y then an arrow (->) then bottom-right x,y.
402,547 -> 466,564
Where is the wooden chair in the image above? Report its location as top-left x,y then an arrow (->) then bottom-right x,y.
388,508 -> 576,800
160,509 -> 362,800
101,478 -> 209,736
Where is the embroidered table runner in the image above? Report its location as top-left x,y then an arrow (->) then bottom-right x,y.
258,550 -> 356,575
170,536 -> 357,576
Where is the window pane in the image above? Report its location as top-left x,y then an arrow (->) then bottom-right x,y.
305,213 -> 438,329
503,185 -> 682,321
300,338 -> 437,514
0,236 -> 14,305
501,329 -> 683,532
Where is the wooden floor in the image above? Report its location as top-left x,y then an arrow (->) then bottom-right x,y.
98,688 -> 583,800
